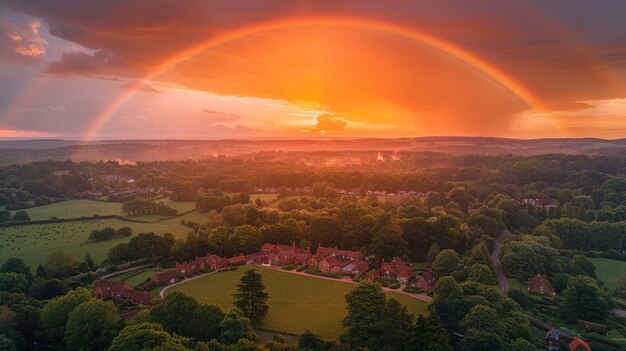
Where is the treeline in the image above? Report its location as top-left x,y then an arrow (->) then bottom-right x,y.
536,218 -> 626,251
88,226 -> 132,242
195,191 -> 250,212
122,198 -> 177,216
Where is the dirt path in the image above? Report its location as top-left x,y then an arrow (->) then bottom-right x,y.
492,229 -> 510,294
159,264 -> 432,303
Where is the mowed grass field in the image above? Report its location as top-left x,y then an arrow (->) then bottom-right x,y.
10,199 -> 124,220
589,258 -> 626,291
112,268 -> 159,286
167,266 -> 429,339
0,212 -> 203,267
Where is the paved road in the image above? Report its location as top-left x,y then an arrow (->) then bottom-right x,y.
491,229 -> 510,294
611,308 -> 626,318
159,264 -> 432,303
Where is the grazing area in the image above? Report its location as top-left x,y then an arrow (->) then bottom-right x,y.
10,199 -> 123,220
589,258 -> 626,292
0,216 -> 198,267
167,266 -> 429,339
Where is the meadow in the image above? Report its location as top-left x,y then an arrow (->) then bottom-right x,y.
589,257 -> 626,292
10,199 -> 123,220
0,210 -> 204,267
167,266 -> 429,339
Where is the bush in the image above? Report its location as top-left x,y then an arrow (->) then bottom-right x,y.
305,269 -> 341,279
388,282 -> 401,289
296,265 -> 308,272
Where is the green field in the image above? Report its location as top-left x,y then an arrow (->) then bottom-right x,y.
590,258 -> 626,292
112,268 -> 159,286
10,200 -> 123,220
0,213 -> 201,267
167,266 -> 429,339
155,198 -> 197,213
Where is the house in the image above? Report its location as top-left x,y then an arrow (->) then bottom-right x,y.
544,328 -> 560,351
523,198 -> 559,208
151,270 -> 178,285
414,271 -> 437,292
245,251 -> 270,264
319,256 -> 345,274
380,257 -> 413,283
528,273 -> 555,296
260,242 -> 310,267
195,254 -> 231,270
341,260 -> 369,277
175,261 -> 195,275
228,254 -> 246,265
569,337 -> 592,351
316,245 -> 364,262
93,279 -> 153,305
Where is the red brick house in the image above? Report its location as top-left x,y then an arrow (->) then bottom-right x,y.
341,260 -> 369,277
316,245 -> 364,262
569,337 -> 591,351
381,257 -> 413,283
308,254 -> 324,269
319,256 -> 344,274
196,254 -> 231,270
528,273 -> 555,296
245,251 -> 270,264
414,270 -> 437,292
151,270 -> 178,285
175,262 -> 195,275
228,254 -> 246,265
93,279 -> 153,305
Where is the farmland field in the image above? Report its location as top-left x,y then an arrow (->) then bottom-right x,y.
0,214 -> 200,267
589,258 -> 626,291
167,266 -> 429,339
10,199 -> 123,220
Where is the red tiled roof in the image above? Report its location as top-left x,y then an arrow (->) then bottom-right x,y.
152,270 -> 177,284
528,273 -> 555,296
569,337 -> 591,351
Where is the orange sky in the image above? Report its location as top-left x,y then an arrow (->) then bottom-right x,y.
1,1 -> 626,139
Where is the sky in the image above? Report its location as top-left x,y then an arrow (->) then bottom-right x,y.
0,0 -> 626,140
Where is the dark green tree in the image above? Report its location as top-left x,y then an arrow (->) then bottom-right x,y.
297,330 -> 325,351
412,313 -> 453,351
233,269 -> 269,323
65,299 -> 121,351
340,282 -> 386,349
558,275 -> 609,322
1,258 -> 33,281
219,309 -> 257,345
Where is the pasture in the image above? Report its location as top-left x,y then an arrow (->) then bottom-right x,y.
0,214 -> 200,267
589,257 -> 626,292
167,266 -> 429,339
10,199 -> 123,220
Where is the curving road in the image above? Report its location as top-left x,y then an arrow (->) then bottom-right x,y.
491,229 -> 510,293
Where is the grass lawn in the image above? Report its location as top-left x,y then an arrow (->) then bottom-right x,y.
167,266 -> 429,339
155,198 -> 196,213
589,257 -> 626,292
250,193 -> 279,203
0,218 -> 195,267
112,268 -> 159,286
11,200 -> 123,220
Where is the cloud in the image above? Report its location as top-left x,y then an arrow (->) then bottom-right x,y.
314,114 -> 347,131
0,16 -> 46,64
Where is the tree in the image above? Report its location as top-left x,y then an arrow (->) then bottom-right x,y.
432,249 -> 461,276
0,273 -> 29,293
28,278 -> 66,300
460,329 -> 504,351
108,322 -> 190,351
469,242 -> 491,266
565,255 -> 596,278
0,335 -> 17,351
380,298 -> 415,350
1,258 -> 33,281
219,309 -> 257,345
65,300 -> 121,351
11,210 -> 30,222
467,264 -> 496,285
340,282 -> 386,349
84,252 -> 95,269
298,330 -> 325,351
412,313 -> 453,351
370,227 -> 409,261
426,243 -> 441,265
38,288 -> 92,344
233,269 -> 269,323
461,305 -> 504,336
510,338 -> 540,351
558,275 -> 609,322
42,250 -> 79,278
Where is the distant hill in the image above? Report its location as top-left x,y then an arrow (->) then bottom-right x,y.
0,137 -> 625,164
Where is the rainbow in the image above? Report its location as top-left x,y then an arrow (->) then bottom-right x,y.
82,16 -> 546,140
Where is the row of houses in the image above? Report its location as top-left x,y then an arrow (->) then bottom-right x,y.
523,198 -> 559,208
251,187 -> 438,197
93,279 -> 153,305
